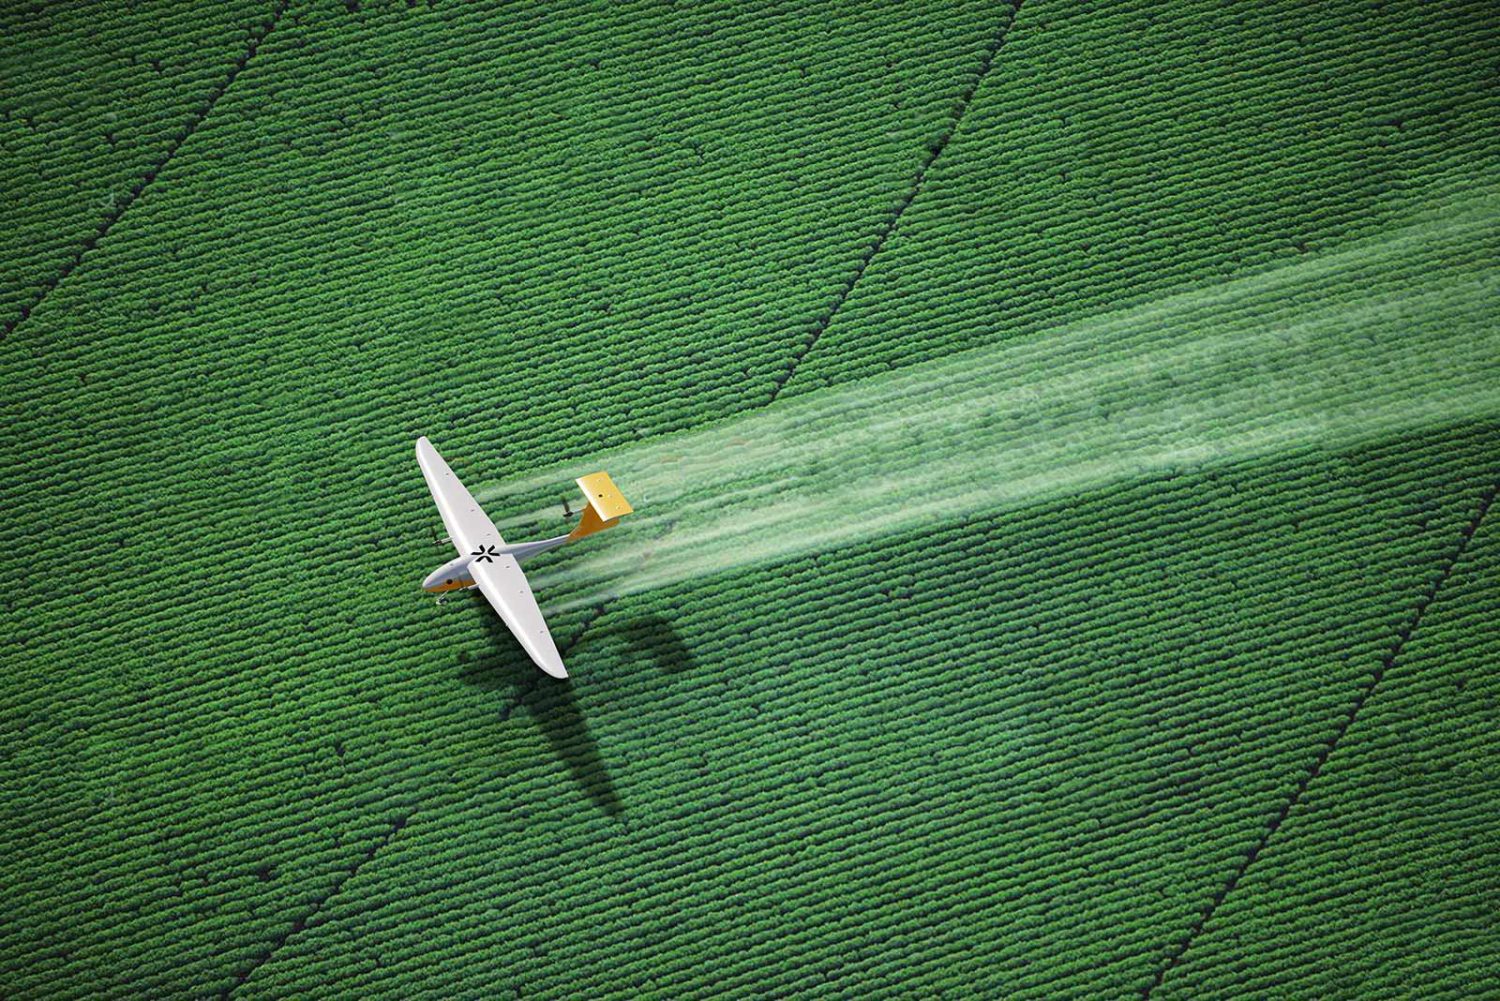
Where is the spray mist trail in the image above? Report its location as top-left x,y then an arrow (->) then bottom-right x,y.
484,193 -> 1500,610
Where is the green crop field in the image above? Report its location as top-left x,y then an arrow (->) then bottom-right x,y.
3,1 -> 1497,997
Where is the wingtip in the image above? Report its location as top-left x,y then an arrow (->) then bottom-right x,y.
541,659 -> 569,680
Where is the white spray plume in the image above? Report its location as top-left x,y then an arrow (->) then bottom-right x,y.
477,193 -> 1500,610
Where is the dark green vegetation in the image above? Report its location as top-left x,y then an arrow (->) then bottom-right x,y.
0,1 -> 277,325
3,1 -> 1497,997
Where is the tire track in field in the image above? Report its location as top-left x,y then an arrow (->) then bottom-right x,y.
765,0 -> 1027,403
221,812 -> 410,998
0,0 -> 293,343
218,597 -> 614,994
1141,478 -> 1500,997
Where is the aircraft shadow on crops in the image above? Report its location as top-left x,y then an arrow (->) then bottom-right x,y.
458,608 -> 622,817
457,607 -> 694,819
591,612 -> 697,675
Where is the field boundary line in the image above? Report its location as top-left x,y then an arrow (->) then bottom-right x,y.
1141,476 -> 1500,997
765,0 -> 1026,403
220,812 -> 411,998
1,0 -> 293,343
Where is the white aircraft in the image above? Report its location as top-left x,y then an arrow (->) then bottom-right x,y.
416,436 -> 632,679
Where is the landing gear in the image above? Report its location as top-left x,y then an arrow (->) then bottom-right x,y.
434,585 -> 479,607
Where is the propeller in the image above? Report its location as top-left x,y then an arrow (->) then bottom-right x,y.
470,544 -> 502,564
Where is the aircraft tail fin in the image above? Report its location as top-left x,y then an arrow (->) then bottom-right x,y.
568,471 -> 633,541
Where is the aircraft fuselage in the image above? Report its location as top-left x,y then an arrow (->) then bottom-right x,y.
423,553 -> 478,593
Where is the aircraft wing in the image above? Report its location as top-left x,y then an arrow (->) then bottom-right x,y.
415,436 -> 503,555
416,436 -> 567,679
471,556 -> 568,679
